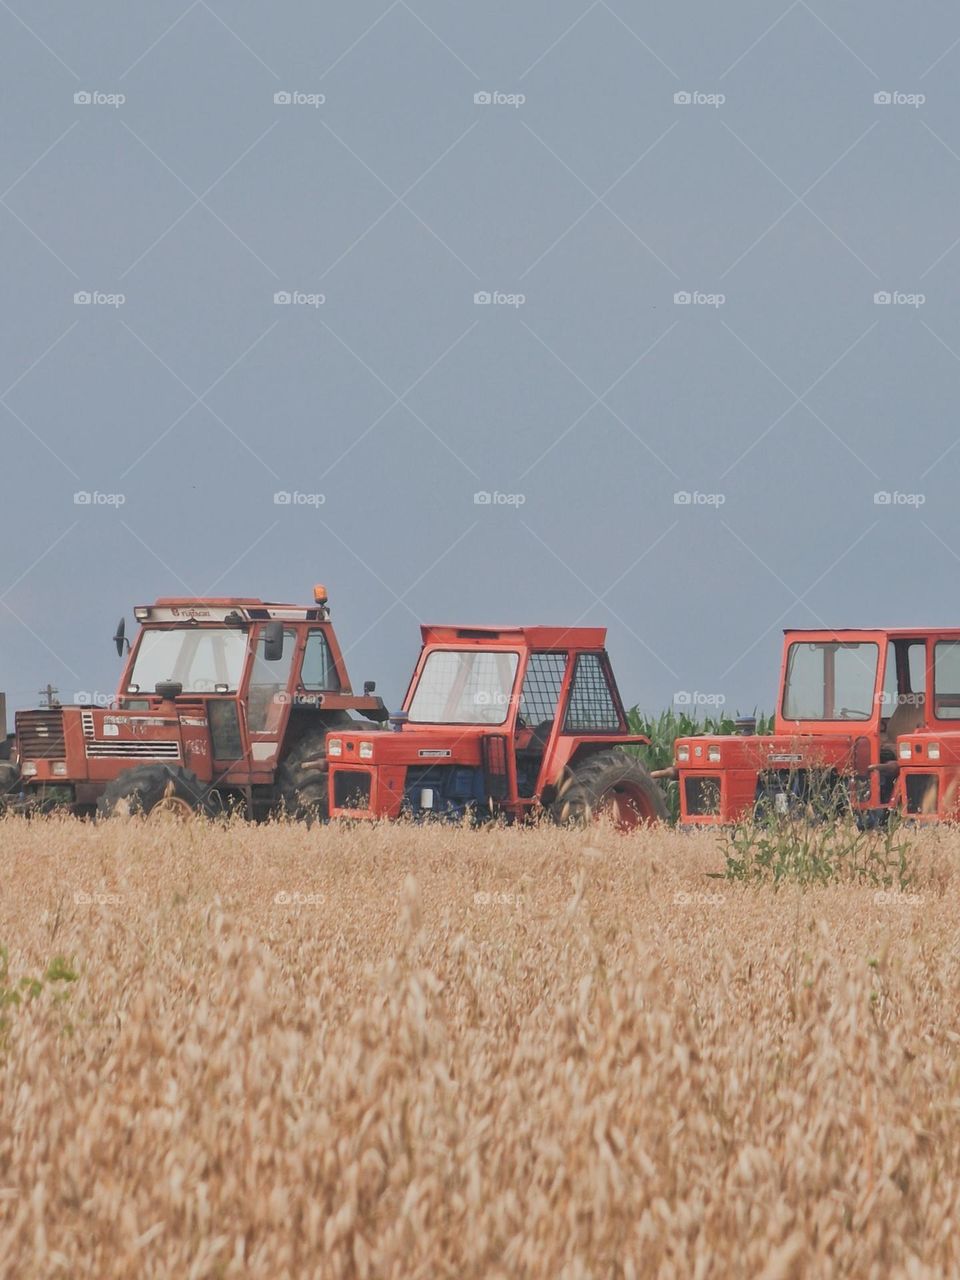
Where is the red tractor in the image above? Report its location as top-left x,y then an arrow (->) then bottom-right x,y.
664,628 -> 938,826
9,587 -> 387,819
325,624 -> 666,828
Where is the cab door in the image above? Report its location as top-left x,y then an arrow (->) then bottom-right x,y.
241,624 -> 298,774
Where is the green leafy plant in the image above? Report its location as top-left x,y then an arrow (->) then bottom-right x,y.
718,814 -> 914,888
0,945 -> 78,1042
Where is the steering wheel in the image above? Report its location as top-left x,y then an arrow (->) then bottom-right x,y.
838,708 -> 871,720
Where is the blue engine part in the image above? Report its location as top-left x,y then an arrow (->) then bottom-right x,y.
402,764 -> 487,819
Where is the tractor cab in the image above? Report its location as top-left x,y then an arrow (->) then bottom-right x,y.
670,628 -> 933,825
12,588 -> 387,818
327,625 -> 667,828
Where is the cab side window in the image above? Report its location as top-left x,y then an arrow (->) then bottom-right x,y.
564,653 -> 621,732
301,630 -> 340,691
934,642 -> 960,719
881,640 -> 926,713
519,652 -> 567,728
247,629 -> 296,733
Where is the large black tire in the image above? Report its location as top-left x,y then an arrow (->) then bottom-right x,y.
276,727 -> 337,820
97,765 -> 216,819
0,760 -> 19,803
551,749 -> 667,829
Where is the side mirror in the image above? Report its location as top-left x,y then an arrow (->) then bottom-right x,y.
262,621 -> 285,662
363,680 -> 376,695
113,617 -> 127,657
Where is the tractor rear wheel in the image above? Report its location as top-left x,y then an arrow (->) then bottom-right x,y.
551,749 -> 667,830
0,761 -> 19,803
277,726 -> 341,821
97,765 -> 216,820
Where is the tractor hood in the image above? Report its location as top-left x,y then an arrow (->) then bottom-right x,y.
675,731 -> 871,774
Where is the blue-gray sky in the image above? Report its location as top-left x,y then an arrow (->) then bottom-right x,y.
2,1 -> 959,717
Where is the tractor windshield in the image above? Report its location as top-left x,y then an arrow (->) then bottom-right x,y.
782,641 -> 879,721
127,627 -> 248,695
408,649 -> 520,724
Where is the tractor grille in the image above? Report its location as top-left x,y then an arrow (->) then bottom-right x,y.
334,770 -> 371,810
17,709 -> 66,760
905,774 -> 937,815
85,741 -> 182,760
684,775 -> 721,816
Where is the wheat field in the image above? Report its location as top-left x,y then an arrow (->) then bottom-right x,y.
0,816 -> 958,1278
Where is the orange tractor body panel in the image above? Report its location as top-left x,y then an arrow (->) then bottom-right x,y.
327,624 -> 659,826
672,628 -> 943,825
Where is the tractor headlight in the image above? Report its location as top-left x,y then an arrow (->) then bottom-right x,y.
134,607 -> 150,621
928,743 -> 941,760
52,762 -> 68,776
707,745 -> 721,762
677,745 -> 690,762
327,738 -> 342,757
22,763 -> 37,777
899,742 -> 912,760
359,741 -> 374,760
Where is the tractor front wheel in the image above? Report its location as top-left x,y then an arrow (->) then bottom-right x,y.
97,765 -> 216,820
551,749 -> 667,830
276,728 -> 336,821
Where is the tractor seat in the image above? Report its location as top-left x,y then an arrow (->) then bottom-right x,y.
880,693 -> 925,760
516,720 -> 554,757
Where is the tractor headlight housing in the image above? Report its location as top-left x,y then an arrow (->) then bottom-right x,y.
677,745 -> 690,762
928,743 -> 941,761
359,741 -> 374,760
899,742 -> 912,761
52,762 -> 68,776
22,763 -> 37,777
327,738 -> 342,758
707,745 -> 721,763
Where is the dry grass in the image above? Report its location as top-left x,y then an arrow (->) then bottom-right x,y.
1,816 -> 959,1278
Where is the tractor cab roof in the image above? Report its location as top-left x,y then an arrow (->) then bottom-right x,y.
783,627 -> 960,638
138,594 -> 330,624
420,624 -> 607,650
